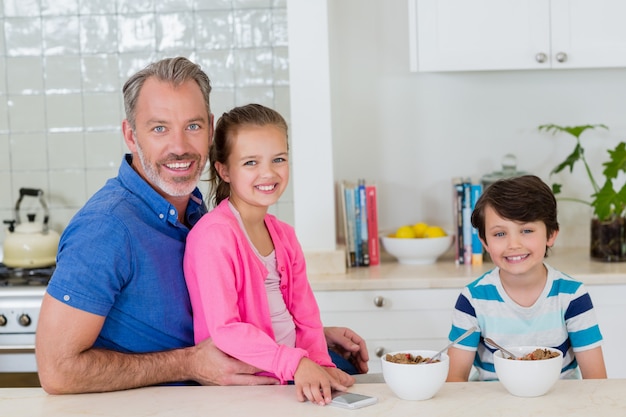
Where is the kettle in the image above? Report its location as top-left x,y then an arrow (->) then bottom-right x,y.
2,188 -> 60,268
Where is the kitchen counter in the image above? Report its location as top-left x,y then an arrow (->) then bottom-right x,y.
308,247 -> 626,291
2,379 -> 625,416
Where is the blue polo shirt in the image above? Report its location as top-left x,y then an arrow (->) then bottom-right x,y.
47,154 -> 207,353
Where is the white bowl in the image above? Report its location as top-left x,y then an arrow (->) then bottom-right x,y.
493,346 -> 563,397
381,349 -> 449,400
380,234 -> 453,265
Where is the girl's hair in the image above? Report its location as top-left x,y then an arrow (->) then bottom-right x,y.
471,175 -> 559,252
209,103 -> 289,207
122,57 -> 212,131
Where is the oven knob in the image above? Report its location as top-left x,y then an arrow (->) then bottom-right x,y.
0,315 -> 6,326
18,314 -> 32,327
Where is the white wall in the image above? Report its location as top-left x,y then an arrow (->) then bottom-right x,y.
326,0 -> 626,249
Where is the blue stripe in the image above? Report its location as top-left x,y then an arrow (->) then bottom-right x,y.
449,325 -> 480,348
565,293 -> 593,320
570,325 -> 603,348
454,294 -> 476,317
562,358 -> 578,374
468,284 -> 503,302
548,278 -> 581,297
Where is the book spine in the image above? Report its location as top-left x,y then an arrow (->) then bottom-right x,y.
453,178 -> 464,265
366,184 -> 380,265
337,181 -> 351,267
354,185 -> 363,266
462,180 -> 473,265
358,179 -> 370,266
344,184 -> 357,267
471,183 -> 483,265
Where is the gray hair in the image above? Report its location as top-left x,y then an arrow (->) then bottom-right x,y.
122,57 -> 212,130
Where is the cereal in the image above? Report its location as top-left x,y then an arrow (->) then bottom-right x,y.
510,348 -> 560,361
385,353 -> 440,364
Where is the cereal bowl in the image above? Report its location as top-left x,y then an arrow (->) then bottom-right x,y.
380,234 -> 453,265
381,349 -> 449,401
493,346 -> 563,397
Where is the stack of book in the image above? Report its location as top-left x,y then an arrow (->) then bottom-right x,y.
452,178 -> 483,265
336,180 -> 379,268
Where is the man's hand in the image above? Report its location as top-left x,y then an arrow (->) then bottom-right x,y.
324,327 -> 369,374
187,338 -> 280,386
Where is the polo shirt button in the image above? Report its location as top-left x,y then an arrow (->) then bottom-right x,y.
281,285 -> 287,290
159,213 -> 165,219
169,209 -> 176,216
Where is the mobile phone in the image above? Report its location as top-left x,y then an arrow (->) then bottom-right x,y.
329,392 -> 378,409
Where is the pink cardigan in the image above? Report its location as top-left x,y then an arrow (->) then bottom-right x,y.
183,199 -> 334,383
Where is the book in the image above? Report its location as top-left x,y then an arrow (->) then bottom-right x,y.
462,180 -> 473,265
343,183 -> 357,267
357,179 -> 370,266
470,183 -> 483,265
452,178 -> 465,265
366,183 -> 379,265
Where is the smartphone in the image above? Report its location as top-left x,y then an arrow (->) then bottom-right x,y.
329,392 -> 378,409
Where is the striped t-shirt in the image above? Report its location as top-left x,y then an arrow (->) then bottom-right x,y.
448,263 -> 603,380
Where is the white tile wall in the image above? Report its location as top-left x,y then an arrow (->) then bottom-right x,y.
0,0 -> 293,243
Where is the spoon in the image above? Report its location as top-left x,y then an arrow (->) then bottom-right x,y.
426,326 -> 477,363
484,337 -> 518,359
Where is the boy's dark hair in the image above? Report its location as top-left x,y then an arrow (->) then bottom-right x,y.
471,175 -> 559,249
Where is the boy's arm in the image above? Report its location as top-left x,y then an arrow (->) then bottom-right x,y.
576,346 -> 607,379
446,346 -> 476,382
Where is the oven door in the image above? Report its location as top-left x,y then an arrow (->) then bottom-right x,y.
0,334 -> 40,387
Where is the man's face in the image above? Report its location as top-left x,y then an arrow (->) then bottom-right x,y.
123,78 -> 213,198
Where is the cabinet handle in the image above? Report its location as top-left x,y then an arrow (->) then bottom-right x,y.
373,296 -> 385,307
555,52 -> 568,63
375,347 -> 385,357
535,52 -> 547,63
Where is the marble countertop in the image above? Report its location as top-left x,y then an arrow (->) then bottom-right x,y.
2,379 -> 625,416
308,247 -> 626,291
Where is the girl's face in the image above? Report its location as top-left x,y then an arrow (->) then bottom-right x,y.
215,124 -> 289,213
481,206 -> 558,282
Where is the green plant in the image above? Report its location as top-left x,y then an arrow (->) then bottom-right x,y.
539,123 -> 626,221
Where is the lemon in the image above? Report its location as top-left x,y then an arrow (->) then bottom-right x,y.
412,222 -> 429,238
423,225 -> 447,238
395,225 -> 417,239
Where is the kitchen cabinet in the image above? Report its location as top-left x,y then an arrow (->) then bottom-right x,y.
409,0 -> 626,72
314,288 -> 459,374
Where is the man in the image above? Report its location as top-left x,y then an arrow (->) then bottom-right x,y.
35,57 -> 368,394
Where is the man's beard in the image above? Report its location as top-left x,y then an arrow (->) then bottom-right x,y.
135,142 -> 207,197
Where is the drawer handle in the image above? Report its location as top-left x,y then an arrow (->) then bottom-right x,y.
375,347 -> 385,357
373,296 -> 385,307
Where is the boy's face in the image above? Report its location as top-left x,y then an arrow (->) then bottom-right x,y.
481,206 -> 558,281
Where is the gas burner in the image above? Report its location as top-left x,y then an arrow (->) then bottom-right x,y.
0,264 -> 54,287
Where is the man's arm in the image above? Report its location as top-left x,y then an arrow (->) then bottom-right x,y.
36,294 -> 278,394
323,326 -> 369,374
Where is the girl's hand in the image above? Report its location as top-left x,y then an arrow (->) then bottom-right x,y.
293,358 -> 349,405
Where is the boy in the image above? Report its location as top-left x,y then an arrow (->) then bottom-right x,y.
446,175 -> 607,381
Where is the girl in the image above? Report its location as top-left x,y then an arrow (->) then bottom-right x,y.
183,104 -> 354,405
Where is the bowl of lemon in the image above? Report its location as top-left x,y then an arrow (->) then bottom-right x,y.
380,223 -> 453,265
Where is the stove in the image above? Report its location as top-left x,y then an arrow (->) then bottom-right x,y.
0,263 -> 53,378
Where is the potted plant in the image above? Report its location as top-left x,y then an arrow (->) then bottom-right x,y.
539,123 -> 626,261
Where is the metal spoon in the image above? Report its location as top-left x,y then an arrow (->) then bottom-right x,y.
426,326 -> 477,363
484,337 -> 518,359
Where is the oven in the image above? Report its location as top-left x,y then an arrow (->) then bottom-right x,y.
0,263 -> 52,387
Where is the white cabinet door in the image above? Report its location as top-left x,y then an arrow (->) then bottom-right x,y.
411,0 -> 550,71
314,289 -> 459,374
411,0 -> 626,72
550,0 -> 626,69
